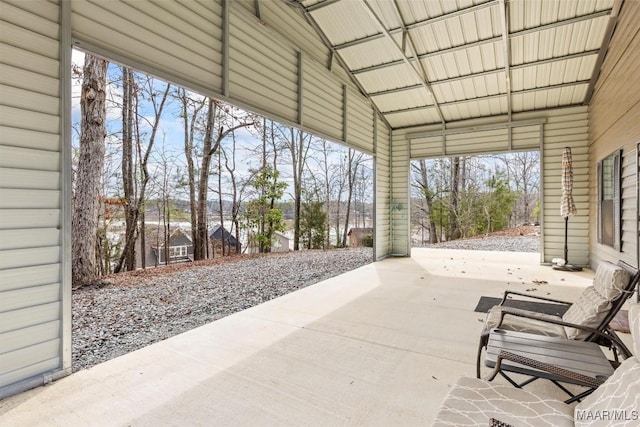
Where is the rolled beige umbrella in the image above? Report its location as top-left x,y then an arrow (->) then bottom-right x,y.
555,147 -> 581,271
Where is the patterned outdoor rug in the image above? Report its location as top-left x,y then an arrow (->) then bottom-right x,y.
474,296 -> 630,333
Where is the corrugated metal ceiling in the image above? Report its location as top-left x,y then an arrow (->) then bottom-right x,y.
292,0 -> 618,129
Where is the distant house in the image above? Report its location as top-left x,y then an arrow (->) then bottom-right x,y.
271,231 -> 291,252
136,226 -> 193,268
348,228 -> 374,247
246,230 -> 291,253
210,224 -> 241,254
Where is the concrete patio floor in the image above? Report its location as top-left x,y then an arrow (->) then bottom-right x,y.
1,248 -> 632,426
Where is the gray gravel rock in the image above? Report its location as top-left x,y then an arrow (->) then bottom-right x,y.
422,235 -> 540,252
72,248 -> 372,371
73,234 -> 536,372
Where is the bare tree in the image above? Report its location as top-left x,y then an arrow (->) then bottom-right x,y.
498,151 -> 540,225
341,148 -> 365,247
115,72 -> 171,272
72,54 -> 108,287
178,88 -> 206,259
285,128 -> 313,250
449,156 -> 461,240
411,159 -> 439,243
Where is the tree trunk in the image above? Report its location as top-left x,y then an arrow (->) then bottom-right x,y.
341,149 -> 359,247
417,160 -> 439,244
449,156 -> 461,240
180,90 -> 205,259
195,99 -> 218,260
72,54 -> 108,287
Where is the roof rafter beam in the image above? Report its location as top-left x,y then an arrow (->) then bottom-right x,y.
334,0 -> 498,51
306,0 -> 342,13
584,0 -> 624,104
360,0 -> 445,124
499,0 -> 511,123
352,8 -> 611,76
381,79 -> 592,114
510,9 -> 611,38
352,36 -> 502,75
287,0 -> 393,130
368,50 -> 599,97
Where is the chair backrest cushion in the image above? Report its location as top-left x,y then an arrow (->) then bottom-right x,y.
631,301 -> 640,357
562,286 -> 612,339
574,302 -> 640,426
592,261 -> 632,300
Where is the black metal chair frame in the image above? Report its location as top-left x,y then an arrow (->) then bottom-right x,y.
476,260 -> 640,378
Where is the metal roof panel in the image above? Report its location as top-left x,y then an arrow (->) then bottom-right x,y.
339,38 -> 403,70
309,1 -> 379,45
297,0 -> 617,129
385,108 -> 441,128
372,88 -> 433,113
356,63 -> 423,93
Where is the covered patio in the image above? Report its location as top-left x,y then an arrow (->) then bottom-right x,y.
0,0 -> 638,405
3,249 -> 632,425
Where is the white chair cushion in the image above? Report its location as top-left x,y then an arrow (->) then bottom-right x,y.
432,376 -> 574,427
562,286 -> 612,339
592,262 -> 631,300
574,356 -> 640,427
485,306 -> 567,338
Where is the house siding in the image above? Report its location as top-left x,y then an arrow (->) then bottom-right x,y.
392,105 -> 590,265
588,0 -> 640,269
0,0 -> 70,397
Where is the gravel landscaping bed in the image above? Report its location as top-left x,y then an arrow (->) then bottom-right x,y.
72,248 -> 373,371
72,230 -> 537,372
421,235 -> 540,252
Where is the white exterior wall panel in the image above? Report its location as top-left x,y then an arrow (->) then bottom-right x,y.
389,135 -> 410,256
396,106 -> 588,264
541,107 -> 590,266
301,57 -> 343,142
258,0 -> 331,67
375,115 -> 391,260
345,87 -> 374,154
71,0 -> 223,93
587,0 -> 639,270
0,0 -> 67,396
229,6 -> 299,123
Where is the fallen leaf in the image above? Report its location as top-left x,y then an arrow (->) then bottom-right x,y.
532,280 -> 548,285
432,376 -> 438,380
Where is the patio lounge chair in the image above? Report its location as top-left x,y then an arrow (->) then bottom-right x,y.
476,261 -> 639,377
432,301 -> 640,427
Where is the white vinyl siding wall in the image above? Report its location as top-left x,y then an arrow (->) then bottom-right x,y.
541,107 -> 590,266
0,0 -> 388,398
0,0 -> 66,396
229,5 -> 299,124
588,0 -> 640,269
392,106 -> 590,265
71,0 -> 224,95
345,86 -> 375,154
302,56 -> 343,142
375,115 -> 391,260
390,137 -> 411,256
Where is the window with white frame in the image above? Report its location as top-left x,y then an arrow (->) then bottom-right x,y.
169,245 -> 188,259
